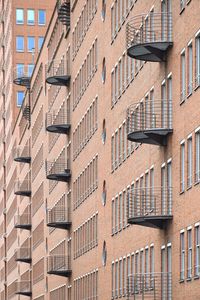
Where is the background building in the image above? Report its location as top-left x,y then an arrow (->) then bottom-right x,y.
0,0 -> 200,299
0,1 -> 55,300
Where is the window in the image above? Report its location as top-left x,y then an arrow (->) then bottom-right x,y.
145,248 -> 149,289
112,199 -> 114,234
161,247 -> 166,299
195,225 -> 200,277
188,43 -> 193,95
111,135 -> 114,171
195,34 -> 200,87
119,259 -> 122,296
167,74 -> 172,128
161,81 -> 167,127
180,142 -> 185,192
187,229 -> 192,279
161,165 -> 166,215
38,10 -> 46,25
181,50 -> 186,102
112,262 -> 115,298
150,246 -> 154,288
27,9 -> 35,25
115,196 -> 118,233
195,130 -> 200,182
119,193 -> 123,231
16,9 -> 24,24
28,36 -> 35,52
16,64 -> 24,76
167,244 -> 172,300
28,64 -> 34,76
187,137 -> 192,188
38,37 -> 44,50
16,36 -> 24,52
180,0 -> 185,11
167,160 -> 172,215
123,257 -> 126,296
17,91 -> 24,107
115,261 -> 118,297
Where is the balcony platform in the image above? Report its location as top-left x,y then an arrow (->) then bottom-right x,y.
46,123 -> 71,134
14,156 -> 31,164
47,269 -> 72,277
46,74 -> 70,86
13,76 -> 31,88
14,190 -> 31,197
128,215 -> 173,229
127,41 -> 173,62
16,291 -> 32,297
15,257 -> 32,264
14,223 -> 31,230
46,169 -> 71,182
127,128 -> 173,146
47,220 -> 71,230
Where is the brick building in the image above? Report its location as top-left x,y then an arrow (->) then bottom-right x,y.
1,0 -> 200,299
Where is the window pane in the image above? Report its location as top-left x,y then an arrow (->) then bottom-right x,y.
180,143 -> 185,192
181,51 -> 186,101
17,91 -> 24,107
27,9 -> 35,25
196,36 -> 200,86
16,9 -> 24,24
28,64 -> 34,76
38,37 -> 44,50
38,10 -> 46,25
17,64 -> 24,76
16,36 -> 24,52
27,36 -> 35,52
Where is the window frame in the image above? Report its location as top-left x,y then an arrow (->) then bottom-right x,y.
27,36 -> 35,52
16,36 -> 24,52
16,8 -> 24,24
38,9 -> 46,25
16,91 -> 25,107
27,9 -> 35,25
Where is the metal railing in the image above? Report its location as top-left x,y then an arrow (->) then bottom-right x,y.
15,281 -> 31,294
14,214 -> 31,227
13,145 -> 30,161
45,59 -> 70,81
14,179 -> 31,195
47,255 -> 71,272
127,187 -> 172,220
127,100 -> 172,134
57,0 -> 70,26
46,160 -> 70,176
126,13 -> 173,50
46,108 -> 70,128
15,248 -> 31,261
127,273 -> 172,299
47,205 -> 71,224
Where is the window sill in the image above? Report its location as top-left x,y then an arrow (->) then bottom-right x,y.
180,190 -> 185,195
179,279 -> 185,283
186,277 -> 192,282
194,84 -> 200,92
187,0 -> 192,5
180,98 -> 185,105
194,275 -> 199,280
194,180 -> 200,186
187,92 -> 192,99
186,185 -> 192,191
180,7 -> 185,15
